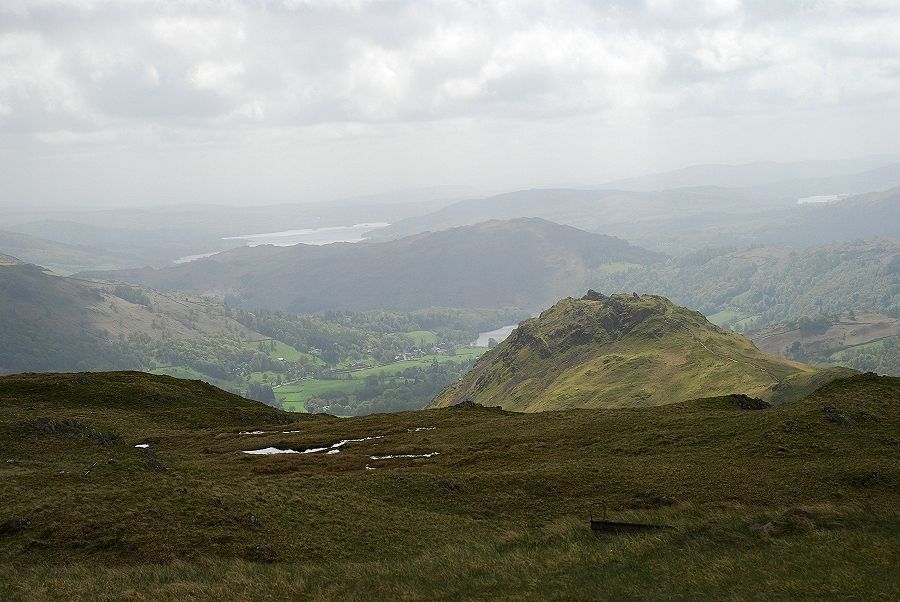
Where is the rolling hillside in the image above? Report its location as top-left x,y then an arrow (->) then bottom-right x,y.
368,182 -> 900,254
1,370 -> 897,599
0,230 -> 129,275
366,187 -> 773,243
595,237 -> 900,330
0,262 -> 263,374
432,292 -> 853,411
81,218 -> 664,312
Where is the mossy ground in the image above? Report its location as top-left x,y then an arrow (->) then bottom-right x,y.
1,372 -> 898,600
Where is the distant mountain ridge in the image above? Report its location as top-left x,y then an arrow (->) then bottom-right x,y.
603,158 -> 900,191
367,170 -> 900,253
431,292 -> 853,411
80,218 -> 664,312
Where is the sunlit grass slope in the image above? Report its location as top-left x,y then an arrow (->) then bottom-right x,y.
433,292 -> 854,411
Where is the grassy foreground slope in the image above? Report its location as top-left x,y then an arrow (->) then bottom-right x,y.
433,292 -> 853,411
1,371 -> 898,599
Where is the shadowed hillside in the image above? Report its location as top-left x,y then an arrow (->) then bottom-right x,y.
0,262 -> 262,375
81,218 -> 664,312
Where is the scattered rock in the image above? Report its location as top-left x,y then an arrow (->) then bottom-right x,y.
582,290 -> 608,302
732,394 -> 770,410
253,543 -> 277,562
6,459 -> 18,465
24,417 -> 121,446
0,518 -> 31,536
451,399 -> 480,409
751,507 -> 815,536
823,405 -> 856,428
138,447 -> 166,470
245,513 -> 261,528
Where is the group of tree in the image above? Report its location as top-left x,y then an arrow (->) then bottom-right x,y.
305,358 -> 476,416
592,239 -> 899,330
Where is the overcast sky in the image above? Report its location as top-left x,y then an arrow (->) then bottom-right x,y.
1,0 -> 899,209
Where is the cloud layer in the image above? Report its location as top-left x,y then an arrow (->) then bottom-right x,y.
2,0 -> 899,206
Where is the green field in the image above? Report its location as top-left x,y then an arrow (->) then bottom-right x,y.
244,339 -> 324,366
706,310 -> 749,326
276,378 -> 363,411
735,314 -> 761,329
402,330 -> 438,346
830,336 -> 895,360
148,346 -> 485,413
276,348 -> 486,412
247,371 -> 286,385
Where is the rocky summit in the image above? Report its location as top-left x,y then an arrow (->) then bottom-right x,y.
431,292 -> 854,411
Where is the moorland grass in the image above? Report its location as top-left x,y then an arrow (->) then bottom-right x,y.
0,371 -> 897,600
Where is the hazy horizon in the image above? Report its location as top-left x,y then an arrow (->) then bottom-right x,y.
2,0 -> 899,210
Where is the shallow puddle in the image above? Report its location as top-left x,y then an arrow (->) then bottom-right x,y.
244,435 -> 385,456
243,447 -> 299,455
369,452 -> 439,460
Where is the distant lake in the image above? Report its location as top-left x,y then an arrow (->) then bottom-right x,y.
173,251 -> 220,264
223,222 -> 389,247
173,222 -> 390,264
796,194 -> 845,205
474,324 -> 518,347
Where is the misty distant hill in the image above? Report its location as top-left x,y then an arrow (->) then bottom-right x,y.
754,185 -> 900,246
3,191 -> 463,273
0,229 -> 128,275
369,178 -> 900,253
81,218 -> 664,312
603,158 -> 900,192
366,186 -> 776,243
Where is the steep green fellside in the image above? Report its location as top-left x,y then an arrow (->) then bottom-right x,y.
0,371 -> 898,600
432,292 -> 854,411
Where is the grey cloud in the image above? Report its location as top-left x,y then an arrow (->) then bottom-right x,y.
0,0 -> 898,207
